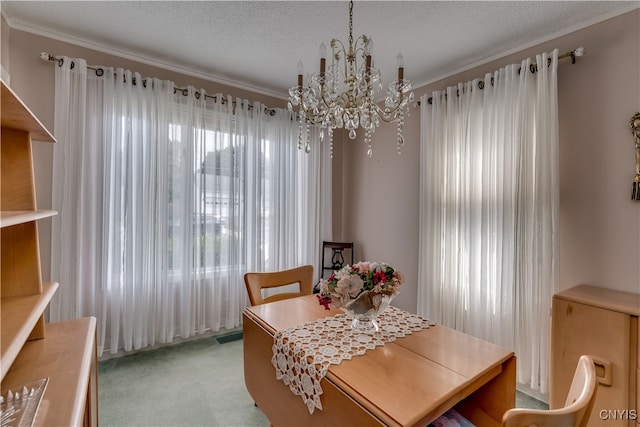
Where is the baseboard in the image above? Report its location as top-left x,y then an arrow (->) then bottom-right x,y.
98,327 -> 242,361
516,383 -> 549,404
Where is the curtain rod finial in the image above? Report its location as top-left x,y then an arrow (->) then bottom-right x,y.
574,47 -> 585,57
39,52 -> 51,61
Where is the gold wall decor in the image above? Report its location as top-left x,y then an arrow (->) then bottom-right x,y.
631,112 -> 640,200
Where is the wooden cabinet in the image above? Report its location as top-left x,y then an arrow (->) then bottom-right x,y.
1,80 -> 98,426
551,285 -> 639,426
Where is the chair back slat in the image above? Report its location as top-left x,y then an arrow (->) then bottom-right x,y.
244,265 -> 314,306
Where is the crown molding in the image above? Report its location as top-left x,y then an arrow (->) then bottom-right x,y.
2,13 -> 288,101
413,3 -> 639,91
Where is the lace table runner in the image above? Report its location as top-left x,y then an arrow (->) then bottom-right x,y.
271,306 -> 432,414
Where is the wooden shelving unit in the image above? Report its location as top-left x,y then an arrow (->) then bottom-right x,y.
1,79 -> 98,426
0,210 -> 58,228
0,282 -> 58,378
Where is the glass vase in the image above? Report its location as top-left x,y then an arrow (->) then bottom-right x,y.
342,291 -> 394,333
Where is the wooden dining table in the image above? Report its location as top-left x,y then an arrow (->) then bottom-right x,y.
243,294 -> 515,427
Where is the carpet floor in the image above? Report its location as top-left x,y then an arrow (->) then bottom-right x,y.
98,336 -> 547,426
98,337 -> 268,426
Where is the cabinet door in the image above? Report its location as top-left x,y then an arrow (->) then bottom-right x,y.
551,297 -> 631,426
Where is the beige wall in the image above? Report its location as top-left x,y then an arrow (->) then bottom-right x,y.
1,16 -> 10,77
342,9 -> 640,313
3,10 -> 639,313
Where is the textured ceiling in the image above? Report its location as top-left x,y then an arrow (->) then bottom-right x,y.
2,1 -> 638,99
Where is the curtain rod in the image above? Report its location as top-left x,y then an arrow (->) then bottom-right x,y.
39,52 -> 276,116
422,47 -> 585,106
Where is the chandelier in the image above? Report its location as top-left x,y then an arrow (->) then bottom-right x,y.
288,1 -> 414,157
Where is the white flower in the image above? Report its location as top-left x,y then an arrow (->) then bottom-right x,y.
338,275 -> 364,298
334,265 -> 353,280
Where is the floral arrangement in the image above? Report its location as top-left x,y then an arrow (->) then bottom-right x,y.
317,261 -> 404,312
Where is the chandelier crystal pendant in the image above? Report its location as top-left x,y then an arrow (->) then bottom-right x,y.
288,1 -> 414,158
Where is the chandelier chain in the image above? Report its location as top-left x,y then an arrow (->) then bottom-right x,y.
348,1 -> 354,49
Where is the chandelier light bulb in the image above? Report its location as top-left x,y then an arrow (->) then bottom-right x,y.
365,38 -> 373,55
288,0 -> 414,158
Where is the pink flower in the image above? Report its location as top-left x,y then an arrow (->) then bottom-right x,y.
373,271 -> 386,285
356,262 -> 371,274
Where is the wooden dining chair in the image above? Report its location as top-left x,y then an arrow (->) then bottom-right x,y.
244,265 -> 314,306
502,355 -> 598,427
320,241 -> 354,279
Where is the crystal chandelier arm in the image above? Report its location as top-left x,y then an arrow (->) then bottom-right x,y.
371,88 -> 414,122
330,38 -> 349,83
372,103 -> 403,123
352,36 -> 371,64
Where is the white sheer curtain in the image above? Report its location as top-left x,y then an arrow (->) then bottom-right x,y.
50,57 -> 331,356
417,49 -> 559,393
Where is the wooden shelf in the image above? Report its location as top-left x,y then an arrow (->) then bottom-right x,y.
0,80 -> 55,143
0,210 -> 57,228
0,282 -> 58,381
1,317 -> 97,427
1,76 -> 96,426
